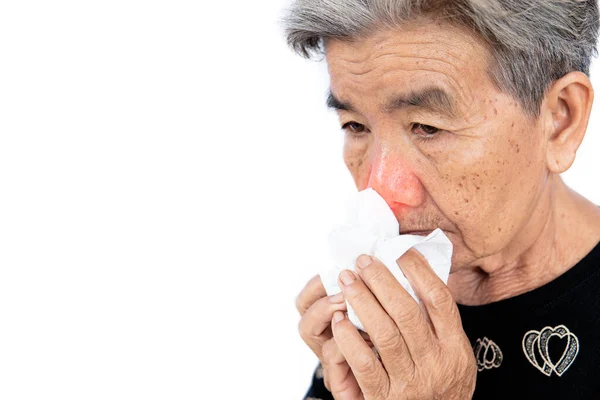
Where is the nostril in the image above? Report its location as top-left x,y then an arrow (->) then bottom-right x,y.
387,200 -> 412,218
367,175 -> 426,210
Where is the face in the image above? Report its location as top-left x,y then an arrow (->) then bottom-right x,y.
325,19 -> 549,269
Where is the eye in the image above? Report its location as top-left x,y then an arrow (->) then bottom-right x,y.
412,123 -> 440,137
341,121 -> 366,135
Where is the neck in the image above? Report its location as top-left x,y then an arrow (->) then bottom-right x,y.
449,175 -> 600,305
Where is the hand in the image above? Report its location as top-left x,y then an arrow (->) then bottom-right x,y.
329,249 -> 477,399
296,275 -> 373,397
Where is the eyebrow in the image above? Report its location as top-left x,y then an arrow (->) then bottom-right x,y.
326,87 -> 457,118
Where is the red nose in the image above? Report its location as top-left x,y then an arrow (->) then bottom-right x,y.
365,143 -> 425,216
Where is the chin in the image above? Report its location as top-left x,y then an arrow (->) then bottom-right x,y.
446,239 -> 477,273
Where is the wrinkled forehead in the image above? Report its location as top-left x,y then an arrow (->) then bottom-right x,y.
323,18 -> 492,73
323,21 -> 497,116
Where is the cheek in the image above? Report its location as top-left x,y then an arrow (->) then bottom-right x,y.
419,136 -> 492,214
426,123 -> 545,253
343,140 -> 370,188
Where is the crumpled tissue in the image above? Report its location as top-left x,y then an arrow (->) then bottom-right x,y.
320,188 -> 453,331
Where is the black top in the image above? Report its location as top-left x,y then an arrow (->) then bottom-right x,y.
303,241 -> 600,399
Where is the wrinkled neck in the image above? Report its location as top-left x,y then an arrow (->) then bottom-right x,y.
449,175 -> 600,305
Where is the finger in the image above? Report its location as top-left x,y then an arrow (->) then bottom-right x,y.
322,338 -> 364,400
322,337 -> 347,366
356,254 -> 436,360
332,311 -> 390,399
338,268 -> 414,372
296,275 -> 327,316
399,249 -> 463,338
298,293 -> 347,359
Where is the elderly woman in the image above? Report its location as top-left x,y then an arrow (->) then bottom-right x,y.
283,0 -> 600,399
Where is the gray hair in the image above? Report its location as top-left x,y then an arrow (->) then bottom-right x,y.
282,0 -> 600,116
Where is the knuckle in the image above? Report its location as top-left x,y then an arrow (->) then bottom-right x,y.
460,342 -> 478,372
297,315 -> 319,344
296,275 -> 323,315
310,274 -> 325,291
297,318 -> 309,340
310,274 -> 326,293
298,324 -> 316,348
374,325 -> 402,351
394,304 -> 422,326
298,314 -> 321,342
355,355 -> 378,377
299,297 -> 342,340
295,296 -> 307,315
353,356 -> 389,395
298,319 -> 327,360
426,285 -> 454,312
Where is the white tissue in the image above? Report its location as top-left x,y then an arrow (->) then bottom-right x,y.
320,188 -> 453,331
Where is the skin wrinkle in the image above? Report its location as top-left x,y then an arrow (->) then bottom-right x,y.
330,53 -> 465,84
331,87 -> 459,119
333,73 -> 488,144
332,29 -> 472,61
332,69 -> 473,126
327,35 -> 473,80
461,193 -> 559,303
324,20 -> 600,305
325,28 -> 473,78
342,53 -> 466,74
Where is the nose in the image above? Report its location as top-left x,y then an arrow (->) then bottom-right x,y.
366,142 -> 426,214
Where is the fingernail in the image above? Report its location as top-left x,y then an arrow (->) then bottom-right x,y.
329,292 -> 344,303
332,311 -> 345,324
339,270 -> 356,286
356,254 -> 373,270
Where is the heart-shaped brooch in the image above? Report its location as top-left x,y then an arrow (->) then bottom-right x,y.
522,324 -> 579,377
473,337 -> 503,371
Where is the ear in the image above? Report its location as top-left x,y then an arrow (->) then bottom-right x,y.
542,71 -> 594,173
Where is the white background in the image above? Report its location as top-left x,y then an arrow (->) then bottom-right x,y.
0,1 -> 598,399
